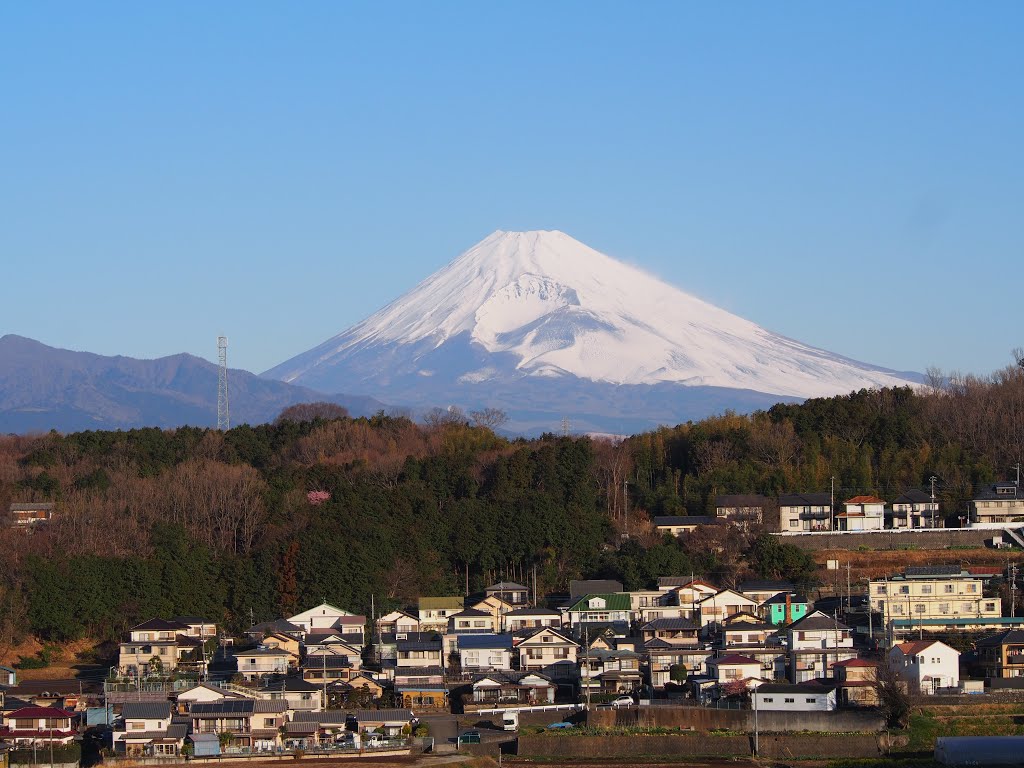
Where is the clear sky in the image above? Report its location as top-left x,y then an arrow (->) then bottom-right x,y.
1,2 -> 1021,378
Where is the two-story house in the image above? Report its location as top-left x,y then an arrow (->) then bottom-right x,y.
516,627 -> 580,681
233,647 -> 291,682
696,590 -> 760,629
579,648 -> 642,695
786,611 -> 857,683
503,607 -> 562,632
114,702 -> 186,756
566,594 -> 632,628
976,629 -> 1024,678
831,658 -> 879,706
651,516 -> 716,536
778,493 -> 832,532
644,639 -> 712,689
891,490 -> 942,529
837,496 -> 885,531
117,619 -> 202,677
971,482 -> 1024,524
396,634 -> 444,669
447,608 -> 498,634
189,700 -> 287,752
889,639 -> 960,694
458,634 -> 514,672
762,593 -> 810,626
714,494 -> 768,529
0,706 -> 76,746
287,603 -> 360,635
484,581 -> 529,606
375,610 -> 419,636
417,597 -> 465,632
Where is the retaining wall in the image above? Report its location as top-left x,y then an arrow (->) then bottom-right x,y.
587,706 -> 884,733
777,529 -> 992,551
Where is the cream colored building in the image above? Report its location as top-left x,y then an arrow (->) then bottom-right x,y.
869,566 -> 1001,624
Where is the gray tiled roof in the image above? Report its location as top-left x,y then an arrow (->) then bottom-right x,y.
121,702 -> 172,720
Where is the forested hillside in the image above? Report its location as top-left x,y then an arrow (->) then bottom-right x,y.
0,359 -> 1021,650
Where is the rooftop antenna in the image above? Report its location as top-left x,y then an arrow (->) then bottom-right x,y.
217,336 -> 230,430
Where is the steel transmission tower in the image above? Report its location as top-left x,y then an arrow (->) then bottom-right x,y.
217,336 -> 229,430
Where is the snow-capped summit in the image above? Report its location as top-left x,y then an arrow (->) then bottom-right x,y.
265,230 -> 916,432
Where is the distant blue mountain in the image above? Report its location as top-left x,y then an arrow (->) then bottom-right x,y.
0,335 -> 386,433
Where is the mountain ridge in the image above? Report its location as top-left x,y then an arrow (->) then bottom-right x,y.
264,230 -> 918,432
0,334 -> 386,433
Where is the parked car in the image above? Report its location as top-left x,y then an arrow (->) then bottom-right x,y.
608,695 -> 635,708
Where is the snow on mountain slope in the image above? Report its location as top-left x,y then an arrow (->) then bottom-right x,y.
266,230 -> 914,401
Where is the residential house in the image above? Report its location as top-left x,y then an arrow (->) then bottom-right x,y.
640,618 -> 700,646
174,684 -> 247,714
971,482 -> 1024,524
837,496 -> 885,531
503,606 -> 562,633
417,596 -> 465,632
233,647 -> 291,682
889,640 -> 960,694
778,493 -> 832,532
330,673 -> 384,708
516,627 -> 580,681
651,515 -> 716,536
706,655 -> 764,691
287,603 -> 358,634
891,490 -> 942,529
301,655 -> 354,686
303,632 -> 364,667
566,594 -> 632,628
484,581 -> 529,606
470,672 -> 554,706
0,706 -> 77,746
753,682 -> 837,712
714,494 -> 769,528
869,566 -> 1001,626
662,579 -> 720,620
171,617 -> 218,640
448,608 -> 498,635
189,700 -> 287,752
762,593 -> 810,626
644,640 -> 712,689
246,619 -> 303,642
396,634 -> 444,669
696,590 -> 760,629
259,631 -> 302,667
117,618 -> 205,677
8,502 -> 55,529
579,648 -> 642,695
786,611 -> 856,683
976,629 -> 1024,678
258,676 -> 323,712
375,610 -> 419,636
393,666 -> 447,709
719,613 -> 777,649
832,659 -> 879,706
458,635 -> 514,672
737,580 -> 796,605
114,702 -> 185,756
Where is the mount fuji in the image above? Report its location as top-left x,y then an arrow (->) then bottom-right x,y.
264,230 -> 918,434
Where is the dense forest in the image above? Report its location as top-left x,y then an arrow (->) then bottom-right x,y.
1,358 -> 1022,651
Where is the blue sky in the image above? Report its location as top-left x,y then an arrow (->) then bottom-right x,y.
1,2 -> 1021,378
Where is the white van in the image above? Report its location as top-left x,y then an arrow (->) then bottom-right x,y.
502,711 -> 519,731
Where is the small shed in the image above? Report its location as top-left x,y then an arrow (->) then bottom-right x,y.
188,733 -> 221,757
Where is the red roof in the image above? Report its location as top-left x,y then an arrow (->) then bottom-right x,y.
894,641 -> 940,655
711,654 -> 761,666
844,496 -> 886,504
6,706 -> 75,719
832,658 -> 877,668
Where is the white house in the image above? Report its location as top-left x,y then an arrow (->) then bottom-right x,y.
458,634 -> 514,671
786,611 -> 857,683
287,603 -> 357,634
837,496 -> 885,531
516,627 -> 580,680
889,640 -> 960,694
114,702 -> 187,756
753,682 -> 837,711
696,590 -> 760,628
504,606 -> 562,632
706,654 -> 764,690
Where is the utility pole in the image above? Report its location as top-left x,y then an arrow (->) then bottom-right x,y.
1011,563 -> 1017,619
753,685 -> 759,756
830,476 -> 835,532
846,562 -> 852,617
930,476 -> 938,529
583,626 -> 592,711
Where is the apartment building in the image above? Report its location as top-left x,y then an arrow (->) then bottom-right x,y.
971,482 -> 1024,524
869,566 -> 1001,624
778,493 -> 832,532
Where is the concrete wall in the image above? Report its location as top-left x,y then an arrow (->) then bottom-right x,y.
586,706 -> 884,733
519,733 -> 894,759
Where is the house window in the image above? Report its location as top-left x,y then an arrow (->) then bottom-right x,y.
806,697 -> 817,703
762,697 -> 774,703
986,602 -> 997,611
899,586 -> 910,594
130,722 -> 145,730
914,604 -> 926,614
922,585 -> 933,594
968,584 -> 978,593
944,585 -> 955,593
542,635 -> 553,643
789,520 -> 799,528
784,697 -> 795,703
876,585 -> 887,595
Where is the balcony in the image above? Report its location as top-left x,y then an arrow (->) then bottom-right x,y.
1007,655 -> 1024,665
